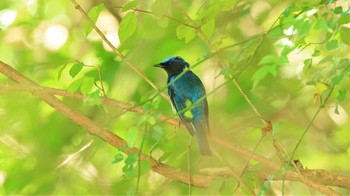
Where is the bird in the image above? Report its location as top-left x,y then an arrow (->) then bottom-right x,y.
154,56 -> 212,155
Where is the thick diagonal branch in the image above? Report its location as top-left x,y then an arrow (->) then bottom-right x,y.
0,60 -> 212,188
0,61 -> 346,194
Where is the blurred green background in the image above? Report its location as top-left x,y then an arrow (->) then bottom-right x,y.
0,0 -> 349,195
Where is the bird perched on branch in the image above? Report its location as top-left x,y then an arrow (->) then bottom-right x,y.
154,56 -> 212,155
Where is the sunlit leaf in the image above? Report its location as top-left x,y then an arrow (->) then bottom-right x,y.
121,0 -> 138,12
57,63 -> 68,81
69,63 -> 83,78
336,88 -> 347,102
126,126 -> 139,147
84,89 -> 101,106
151,126 -> 164,142
340,27 -> 350,45
252,65 -> 277,89
176,24 -> 196,43
67,78 -> 83,93
314,19 -> 328,31
267,27 -> 284,38
312,49 -> 320,57
112,153 -> 124,164
339,13 -> 350,25
325,39 -> 338,50
334,104 -> 339,114
334,6 -> 343,14
119,12 -> 137,42
184,100 -> 193,119
80,77 -> 95,94
303,58 -> 312,72
139,159 -> 151,176
331,74 -> 344,85
315,82 -> 328,93
201,19 -> 215,38
83,4 -> 104,36
258,55 -> 277,65
125,152 -> 138,165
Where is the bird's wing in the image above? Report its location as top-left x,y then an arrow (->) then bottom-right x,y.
168,87 -> 195,135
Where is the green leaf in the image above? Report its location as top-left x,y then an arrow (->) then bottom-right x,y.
84,89 -> 101,106
314,19 -> 328,31
57,63 -> 68,81
336,88 -> 347,102
125,152 -> 138,165
325,39 -> 338,50
334,104 -> 340,115
303,58 -> 312,72
340,27 -> 350,45
267,27 -> 284,39
184,100 -> 193,119
126,126 -> 139,147
80,77 -> 95,94
334,6 -> 343,14
299,21 -> 312,37
331,74 -> 344,85
176,24 -> 196,43
84,4 -> 104,36
112,153 -> 124,164
69,63 -> 83,78
242,172 -> 259,192
151,126 -> 164,141
312,49 -> 320,57
315,82 -> 328,93
252,65 -> 277,89
258,55 -> 277,65
151,0 -> 170,16
118,12 -> 137,42
121,0 -> 138,12
276,55 -> 289,65
68,78 -> 83,93
139,159 -> 151,175
201,19 -> 215,38
339,13 -> 350,25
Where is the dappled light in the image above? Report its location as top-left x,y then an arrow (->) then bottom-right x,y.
0,0 -> 350,195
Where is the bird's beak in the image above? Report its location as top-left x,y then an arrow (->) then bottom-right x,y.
154,63 -> 164,68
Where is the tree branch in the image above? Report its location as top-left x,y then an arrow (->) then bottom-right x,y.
0,61 -> 347,194
0,60 -> 210,188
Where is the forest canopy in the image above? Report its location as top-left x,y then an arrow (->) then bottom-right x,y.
0,0 -> 350,195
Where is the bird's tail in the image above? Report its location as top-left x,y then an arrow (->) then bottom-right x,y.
193,119 -> 212,156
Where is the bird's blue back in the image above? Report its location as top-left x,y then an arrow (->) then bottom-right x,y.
154,56 -> 211,155
167,71 -> 211,155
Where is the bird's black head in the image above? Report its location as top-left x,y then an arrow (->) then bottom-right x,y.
154,56 -> 190,76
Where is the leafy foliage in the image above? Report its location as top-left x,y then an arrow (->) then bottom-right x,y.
0,0 -> 350,195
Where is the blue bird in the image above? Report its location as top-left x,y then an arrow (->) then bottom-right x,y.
154,56 -> 212,155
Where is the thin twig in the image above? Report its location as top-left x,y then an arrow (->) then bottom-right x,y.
187,136 -> 192,196
211,147 -> 256,195
70,0 -> 168,100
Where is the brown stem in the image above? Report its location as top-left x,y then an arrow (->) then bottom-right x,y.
0,60 -> 211,188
